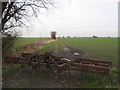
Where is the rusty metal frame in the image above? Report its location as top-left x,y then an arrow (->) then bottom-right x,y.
3,53 -> 112,76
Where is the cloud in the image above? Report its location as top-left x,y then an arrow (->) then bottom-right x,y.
22,0 -> 118,37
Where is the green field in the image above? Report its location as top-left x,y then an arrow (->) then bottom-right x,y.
61,38 -> 118,67
11,38 -> 51,53
15,38 -> 50,46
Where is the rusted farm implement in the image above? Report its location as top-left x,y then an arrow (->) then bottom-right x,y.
3,53 -> 112,76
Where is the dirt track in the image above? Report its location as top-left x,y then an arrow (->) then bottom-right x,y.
52,40 -> 84,61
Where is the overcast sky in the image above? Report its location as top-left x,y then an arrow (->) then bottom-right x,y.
21,0 -> 118,37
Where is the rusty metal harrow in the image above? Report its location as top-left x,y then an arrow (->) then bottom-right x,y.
3,53 -> 112,76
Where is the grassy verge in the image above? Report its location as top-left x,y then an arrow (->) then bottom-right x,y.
80,68 -> 118,88
36,41 -> 56,54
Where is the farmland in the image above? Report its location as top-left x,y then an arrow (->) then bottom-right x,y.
2,0 -> 118,89
7,38 -> 51,55
61,38 -> 118,67
2,38 -> 119,88
14,38 -> 51,52
15,38 -> 51,46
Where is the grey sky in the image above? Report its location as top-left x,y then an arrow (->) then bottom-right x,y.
21,0 -> 118,37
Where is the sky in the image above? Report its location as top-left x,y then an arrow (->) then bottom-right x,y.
21,0 -> 119,37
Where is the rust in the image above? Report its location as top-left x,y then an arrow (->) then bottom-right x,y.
75,56 -> 112,68
3,53 -> 112,76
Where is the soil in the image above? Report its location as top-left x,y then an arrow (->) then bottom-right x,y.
3,39 -> 85,88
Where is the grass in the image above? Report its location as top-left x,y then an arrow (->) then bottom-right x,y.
81,68 -> 118,88
15,38 -> 50,46
3,38 -> 119,88
7,83 -> 28,88
3,38 -> 56,88
36,41 -> 56,54
2,64 -> 52,88
8,67 -> 52,88
55,39 -> 64,51
2,64 -> 22,78
5,38 -> 51,55
61,38 -> 118,66
14,38 -> 50,52
61,38 -> 118,88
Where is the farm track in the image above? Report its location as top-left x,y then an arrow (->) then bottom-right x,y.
61,41 -> 76,60
52,40 -> 85,61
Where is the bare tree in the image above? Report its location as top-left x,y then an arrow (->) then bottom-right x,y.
1,0 -> 55,55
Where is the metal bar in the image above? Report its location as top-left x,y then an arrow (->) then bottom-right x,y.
75,56 -> 112,67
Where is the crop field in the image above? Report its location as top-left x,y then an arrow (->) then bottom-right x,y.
14,38 -> 50,50
61,38 -> 118,67
2,38 -> 119,88
15,38 -> 50,46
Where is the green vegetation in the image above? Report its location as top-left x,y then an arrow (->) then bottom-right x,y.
80,68 -> 118,88
36,39 -> 64,54
61,38 -> 118,88
55,39 -> 64,51
15,38 -> 50,51
7,83 -> 28,88
61,38 -> 118,66
2,64 -> 22,78
7,38 -> 51,54
15,38 -> 50,46
3,38 -> 119,88
36,41 -> 56,54
3,65 -> 52,88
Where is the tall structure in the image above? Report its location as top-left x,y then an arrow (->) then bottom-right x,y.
51,31 -> 56,39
